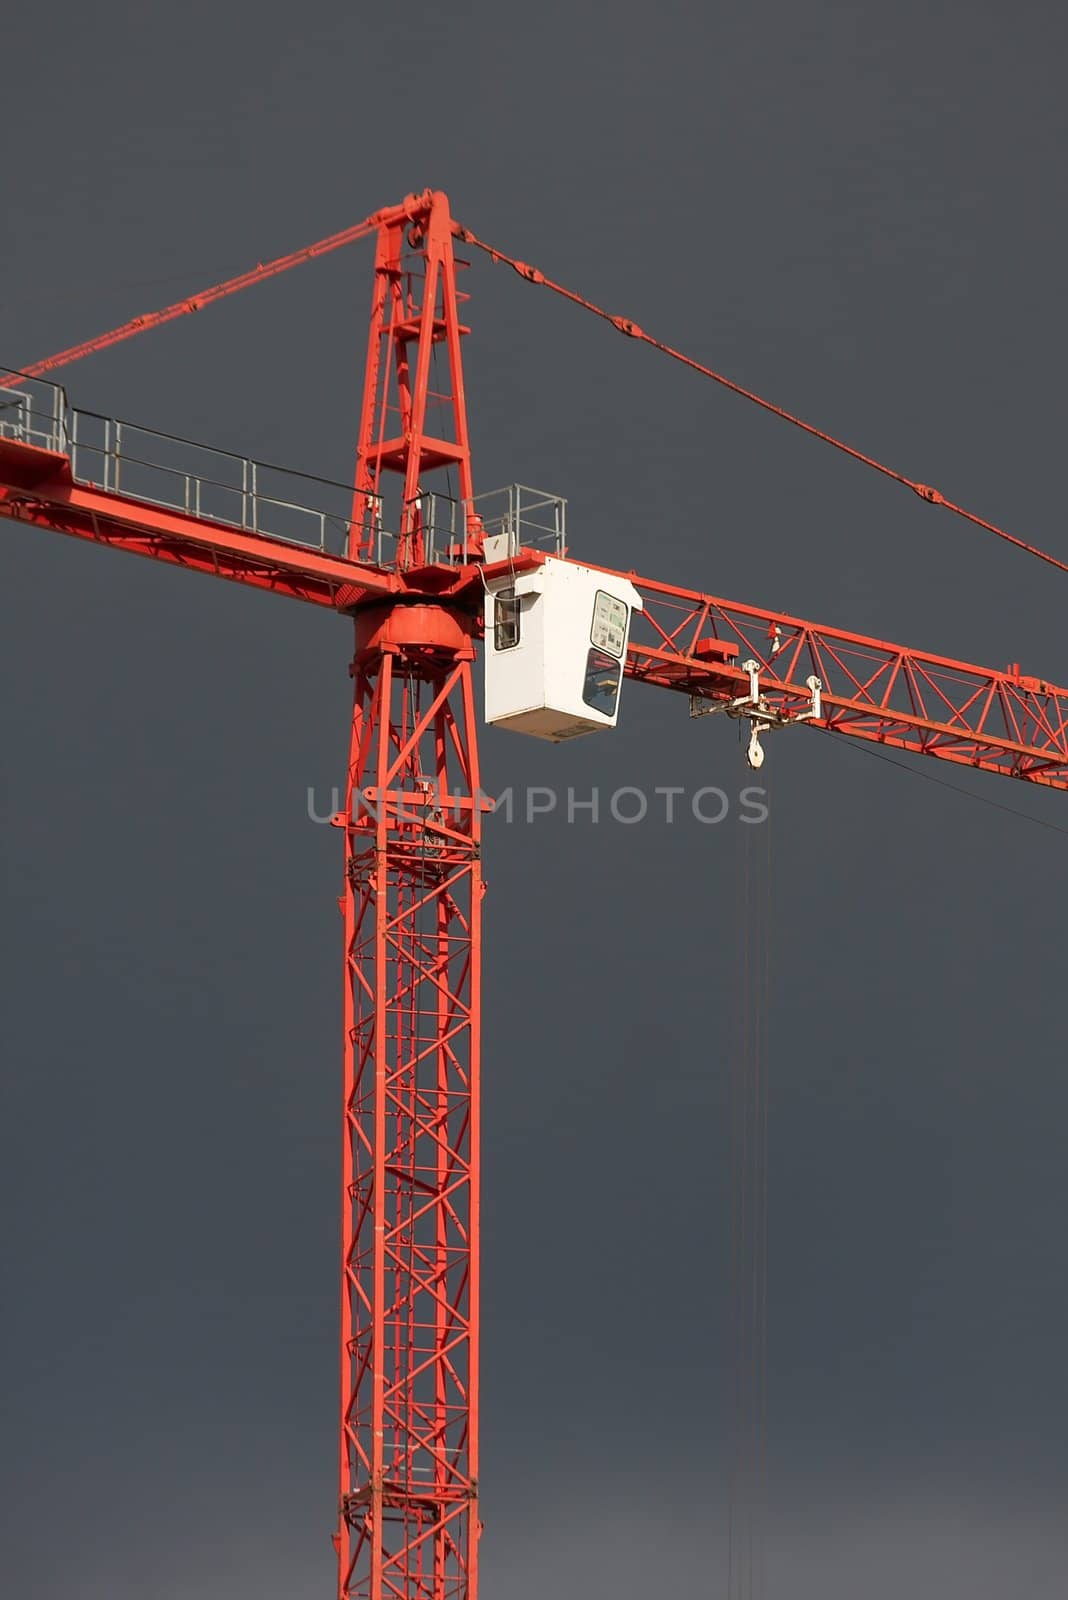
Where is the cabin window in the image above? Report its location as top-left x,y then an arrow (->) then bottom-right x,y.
590,590 -> 628,658
582,647 -> 622,715
494,588 -> 520,651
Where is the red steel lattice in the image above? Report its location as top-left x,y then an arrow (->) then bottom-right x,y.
336,605 -> 483,1600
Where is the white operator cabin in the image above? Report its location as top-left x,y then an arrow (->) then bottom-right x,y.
484,557 -> 643,741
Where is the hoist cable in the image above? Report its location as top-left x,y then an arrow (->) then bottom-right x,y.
728,829 -> 747,1599
758,779 -> 772,1600
729,791 -> 772,1600
453,223 -> 1068,582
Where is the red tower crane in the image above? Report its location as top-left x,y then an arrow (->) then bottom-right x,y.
3,188 -> 1067,1600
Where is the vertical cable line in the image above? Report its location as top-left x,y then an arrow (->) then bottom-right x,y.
729,789 -> 772,1600
728,826 -> 744,1599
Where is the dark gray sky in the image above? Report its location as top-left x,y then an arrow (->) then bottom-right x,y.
3,2 -> 1067,1595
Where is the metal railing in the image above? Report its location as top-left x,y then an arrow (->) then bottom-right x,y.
2,366 -> 567,571
0,373 -> 67,453
68,409 -> 379,558
474,483 -> 567,560
374,483 -> 567,566
1,366 -> 379,559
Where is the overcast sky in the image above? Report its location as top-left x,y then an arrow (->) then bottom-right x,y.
2,2 -> 1067,1596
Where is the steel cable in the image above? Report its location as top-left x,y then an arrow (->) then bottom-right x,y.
453,224 -> 1068,582
729,772 -> 772,1600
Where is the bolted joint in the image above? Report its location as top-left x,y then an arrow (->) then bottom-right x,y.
513,260 -> 545,284
341,1490 -> 372,1527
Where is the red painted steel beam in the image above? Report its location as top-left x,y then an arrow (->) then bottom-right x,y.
5,192 -> 436,384
7,423 -> 1067,792
0,439 -> 392,608
336,603 -> 483,1600
352,191 -> 480,566
335,191 -> 485,1600
0,435 -> 506,611
617,568 -> 1068,789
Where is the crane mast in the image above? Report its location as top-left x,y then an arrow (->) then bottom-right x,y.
336,192 -> 483,1600
3,188 -> 1068,1600
337,611 -> 483,1600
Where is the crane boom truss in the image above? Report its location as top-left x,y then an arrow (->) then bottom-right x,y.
626,577 -> 1068,787
3,413 -> 1065,791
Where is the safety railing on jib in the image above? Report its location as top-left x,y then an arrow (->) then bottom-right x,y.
2,367 -> 567,572
1,367 -> 380,559
374,483 -> 567,567
0,372 -> 67,454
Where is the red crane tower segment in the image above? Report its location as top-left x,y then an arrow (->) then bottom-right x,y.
337,191 -> 484,1597
3,188 -> 1067,1600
